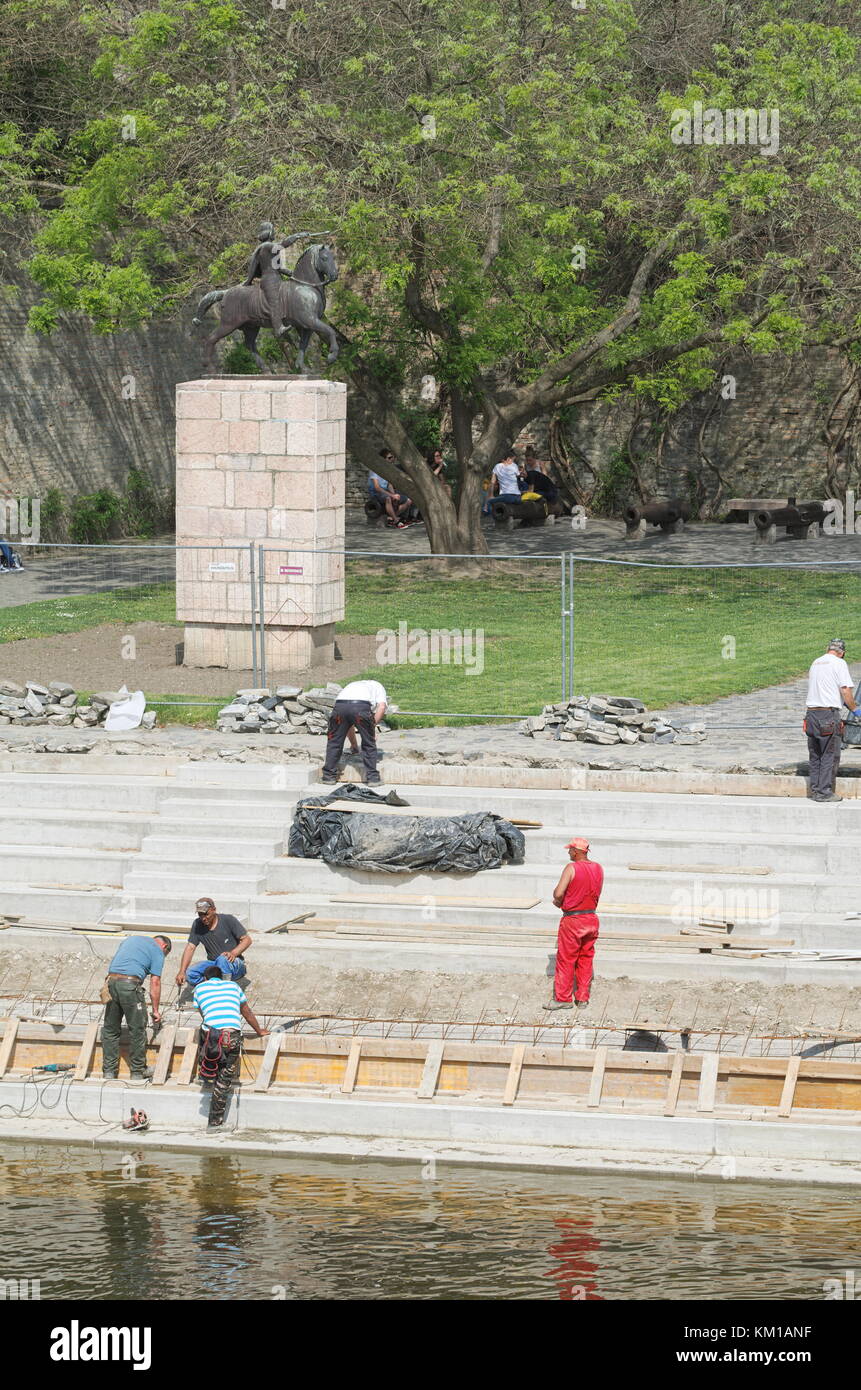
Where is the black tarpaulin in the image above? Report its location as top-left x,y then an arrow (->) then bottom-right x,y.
288,784 -> 525,872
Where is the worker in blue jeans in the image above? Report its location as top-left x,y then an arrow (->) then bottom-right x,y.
175,897 -> 252,990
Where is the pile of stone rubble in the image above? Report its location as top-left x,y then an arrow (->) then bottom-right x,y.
0,680 -> 157,729
519,695 -> 706,745
217,683 -> 345,734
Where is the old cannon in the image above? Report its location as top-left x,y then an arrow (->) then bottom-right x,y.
492,497 -> 555,529
624,499 -> 691,541
754,498 -> 829,544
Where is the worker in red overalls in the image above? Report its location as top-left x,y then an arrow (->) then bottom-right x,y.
544,836 -> 604,1012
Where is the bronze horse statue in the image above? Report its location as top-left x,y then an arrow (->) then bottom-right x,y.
192,243 -> 339,374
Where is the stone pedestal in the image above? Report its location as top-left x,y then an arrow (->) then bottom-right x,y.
175,376 -> 346,671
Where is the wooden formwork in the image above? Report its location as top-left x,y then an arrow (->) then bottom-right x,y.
2,1016 -> 861,1123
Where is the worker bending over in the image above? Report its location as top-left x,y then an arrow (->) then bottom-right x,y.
321,678 -> 388,785
545,837 -> 604,1012
194,965 -> 268,1129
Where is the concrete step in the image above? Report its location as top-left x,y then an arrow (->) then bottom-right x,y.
158,796 -> 301,824
139,835 -> 284,858
0,773 -> 168,813
154,815 -> 289,843
0,810 -> 151,851
0,845 -> 132,887
121,871 -> 263,901
173,764 -> 313,789
0,885 -> 120,924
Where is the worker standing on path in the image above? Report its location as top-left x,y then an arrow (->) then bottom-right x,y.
321,678 -> 388,785
544,838 -> 603,1012
101,935 -> 172,1081
805,638 -> 859,803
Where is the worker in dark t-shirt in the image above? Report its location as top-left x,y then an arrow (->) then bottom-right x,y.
175,896 -> 253,988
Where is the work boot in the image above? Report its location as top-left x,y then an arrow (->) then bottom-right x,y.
575,1000 -> 590,1010
543,997 -> 573,1011
102,1071 -> 118,1080
320,773 -> 338,784
366,775 -> 382,785
128,1067 -> 153,1083
814,793 -> 842,803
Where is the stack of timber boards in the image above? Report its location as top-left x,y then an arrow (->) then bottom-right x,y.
282,915 -> 793,953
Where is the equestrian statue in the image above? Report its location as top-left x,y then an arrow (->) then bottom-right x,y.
193,222 -> 339,374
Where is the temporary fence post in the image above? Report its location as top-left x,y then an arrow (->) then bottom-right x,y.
257,545 -> 267,688
568,552 -> 574,699
561,553 -> 568,701
249,542 -> 258,689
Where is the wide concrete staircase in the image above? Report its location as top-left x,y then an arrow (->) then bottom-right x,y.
2,766 -> 860,972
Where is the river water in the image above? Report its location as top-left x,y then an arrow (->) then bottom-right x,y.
0,1141 -> 856,1300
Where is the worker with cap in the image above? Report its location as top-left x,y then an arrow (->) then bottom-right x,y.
805,639 -> 859,803
175,897 -> 252,990
544,837 -> 604,1012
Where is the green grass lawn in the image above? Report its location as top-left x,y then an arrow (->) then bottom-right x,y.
0,583 -> 177,640
2,564 -> 858,724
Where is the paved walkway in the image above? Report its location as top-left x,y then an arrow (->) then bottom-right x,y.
3,663 -> 860,777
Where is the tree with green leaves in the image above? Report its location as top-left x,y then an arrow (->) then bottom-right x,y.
2,0 -> 861,552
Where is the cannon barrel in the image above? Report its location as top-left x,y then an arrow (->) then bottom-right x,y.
492,498 -> 549,526
624,499 -> 691,529
755,503 -> 826,531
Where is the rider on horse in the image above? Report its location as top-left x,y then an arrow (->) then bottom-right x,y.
243,223 -> 318,338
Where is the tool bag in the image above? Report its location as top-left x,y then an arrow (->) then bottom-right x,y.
198,1028 -> 229,1080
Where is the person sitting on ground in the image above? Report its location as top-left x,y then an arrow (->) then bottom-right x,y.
491,451 -> 522,503
0,541 -> 23,571
321,678 -> 388,785
193,965 -> 268,1129
369,451 -> 413,527
176,897 -> 252,989
101,934 -> 172,1081
519,448 -> 559,504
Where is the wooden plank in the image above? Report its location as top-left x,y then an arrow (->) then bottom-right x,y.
664,1053 -> 685,1116
778,1055 -> 801,1117
340,1037 -> 363,1093
697,1053 -> 720,1113
502,1044 -> 526,1106
176,1028 -> 198,1085
149,1024 -> 177,1085
325,800 -> 542,828
330,892 -> 541,909
417,1040 -> 445,1099
629,863 -> 771,876
252,1032 -> 283,1092
587,1046 -> 608,1108
0,1019 -> 19,1077
73,1020 -> 100,1080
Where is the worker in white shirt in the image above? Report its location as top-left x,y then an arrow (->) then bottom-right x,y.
321,679 -> 388,785
805,638 -> 858,802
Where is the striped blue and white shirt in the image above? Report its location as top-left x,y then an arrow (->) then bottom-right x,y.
193,980 -> 247,1030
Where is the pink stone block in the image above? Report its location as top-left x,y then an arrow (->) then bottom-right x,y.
270,392 -> 317,422
285,421 -> 318,454
176,470 -> 226,508
177,419 -> 230,453
244,509 -> 269,538
228,421 -> 260,452
175,505 -> 211,536
177,389 -> 221,419
215,452 -> 254,471
240,391 -> 272,420
221,392 -> 242,420
259,420 -> 286,454
238,472 -> 275,508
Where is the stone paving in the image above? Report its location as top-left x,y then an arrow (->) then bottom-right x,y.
2,660 -> 860,777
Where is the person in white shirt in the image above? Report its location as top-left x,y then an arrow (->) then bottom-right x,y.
491,452 -> 522,502
805,639 -> 858,802
321,679 -> 388,785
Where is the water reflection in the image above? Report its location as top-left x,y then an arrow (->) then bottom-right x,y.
0,1142 -> 856,1300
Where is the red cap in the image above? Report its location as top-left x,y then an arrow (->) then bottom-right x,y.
566,837 -> 590,851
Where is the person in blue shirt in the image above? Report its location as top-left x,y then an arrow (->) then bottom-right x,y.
101,935 -> 172,1082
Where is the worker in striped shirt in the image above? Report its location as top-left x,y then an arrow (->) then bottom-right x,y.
193,965 -> 269,1129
